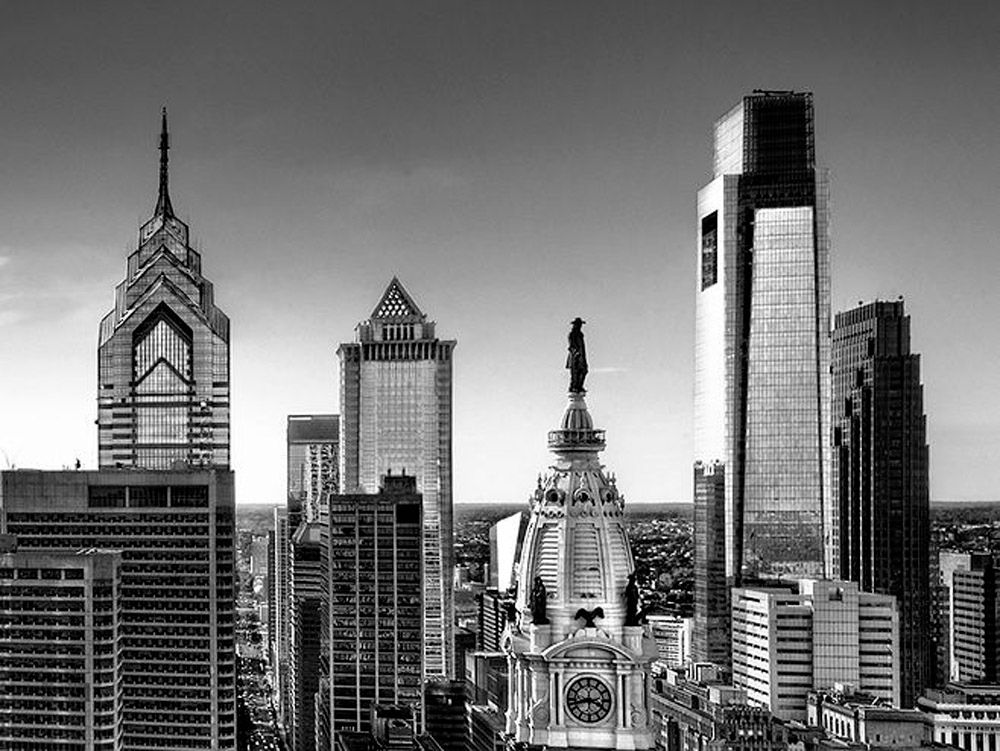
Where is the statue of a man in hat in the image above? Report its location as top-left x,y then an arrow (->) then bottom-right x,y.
566,317 -> 588,393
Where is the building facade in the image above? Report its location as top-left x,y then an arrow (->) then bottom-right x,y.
1,469 -> 237,750
488,510 -> 529,592
289,521 -> 324,751
271,507 -> 292,731
504,371 -> 658,749
918,684 -> 1000,751
287,414 -> 339,525
938,552 -> 1000,684
0,537 -> 124,750
693,91 -> 832,666
831,300 -> 931,706
731,579 -> 898,722
97,110 -> 230,470
318,474 -> 424,738
338,277 -> 456,679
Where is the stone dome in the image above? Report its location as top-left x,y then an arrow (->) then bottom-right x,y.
514,391 -> 635,636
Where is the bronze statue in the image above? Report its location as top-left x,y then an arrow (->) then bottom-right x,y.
530,576 -> 550,625
566,317 -> 588,393
574,606 -> 604,628
624,572 -> 643,626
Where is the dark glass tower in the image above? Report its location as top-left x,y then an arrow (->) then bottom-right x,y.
693,91 -> 831,665
832,300 -> 930,706
97,110 -> 230,470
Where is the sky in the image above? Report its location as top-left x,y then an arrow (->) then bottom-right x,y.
1,1 -> 998,504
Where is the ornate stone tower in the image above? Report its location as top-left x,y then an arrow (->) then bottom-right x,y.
504,322 -> 657,750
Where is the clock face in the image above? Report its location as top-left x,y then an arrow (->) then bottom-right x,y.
565,676 -> 613,724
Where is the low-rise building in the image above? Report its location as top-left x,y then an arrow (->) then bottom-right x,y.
918,684 -> 1000,751
807,688 -> 929,747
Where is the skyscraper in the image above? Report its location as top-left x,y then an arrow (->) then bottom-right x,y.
317,474 -> 423,739
832,300 -> 931,706
338,277 -> 456,678
97,109 -> 230,470
693,91 -> 831,664
287,414 -> 339,525
289,521 -> 324,751
271,507 -> 292,731
0,536 -> 124,750
1,469 -> 237,750
505,327 -> 657,750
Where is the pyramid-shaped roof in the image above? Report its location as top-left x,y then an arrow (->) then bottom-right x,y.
370,277 -> 425,321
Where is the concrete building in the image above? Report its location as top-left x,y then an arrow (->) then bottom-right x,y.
477,588 -> 514,652
338,277 -> 456,679
505,349 -> 658,750
271,507 -> 292,732
807,688 -> 929,747
918,684 -> 1000,751
333,705 -> 444,750
465,651 -> 508,751
287,414 -> 339,525
651,667 -> 787,751
97,109 -> 230,471
0,469 -> 237,750
0,536 -> 124,750
693,91 -> 832,668
317,474 -> 423,740
938,552 -> 1000,685
289,521 -> 324,751
731,579 -> 898,722
647,614 -> 693,669
832,300 -> 931,706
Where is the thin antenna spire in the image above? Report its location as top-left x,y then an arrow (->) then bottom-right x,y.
154,107 -> 174,219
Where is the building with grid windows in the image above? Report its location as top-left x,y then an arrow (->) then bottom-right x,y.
270,507 -> 292,733
338,278 -> 456,679
315,474 -> 423,744
287,414 -> 339,526
693,91 -> 832,667
0,536 -> 124,750
731,579 -> 898,722
0,469 -> 237,750
97,109 -> 230,470
289,521 -> 324,751
832,300 -> 931,706
938,552 -> 1000,684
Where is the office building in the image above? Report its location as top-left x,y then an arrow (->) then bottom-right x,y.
477,588 -> 513,652
338,277 -> 456,679
693,91 -> 831,664
0,536 -> 124,750
333,705 -> 445,751
505,353 -> 657,750
832,300 -> 931,706
97,110 -> 230,470
1,469 -> 237,750
289,521 -> 324,751
288,414 -> 339,525
651,667 -> 787,751
488,510 -> 528,592
319,474 -> 423,736
938,552 -> 1000,683
465,651 -> 508,751
424,679 -> 467,750
731,579 -> 898,722
271,507 -> 292,730
647,614 -> 692,669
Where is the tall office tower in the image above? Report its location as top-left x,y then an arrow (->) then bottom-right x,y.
271,507 -> 292,729
731,579 -> 899,722
338,277 -> 456,678
693,460 -> 728,666
0,535 -> 124,750
938,552 -> 1000,683
288,521 -> 324,751
97,110 -> 230,470
831,300 -> 931,706
505,346 -> 657,750
1,470 -> 237,750
287,414 -> 340,525
488,510 -> 528,592
320,474 -> 423,736
693,91 -> 831,664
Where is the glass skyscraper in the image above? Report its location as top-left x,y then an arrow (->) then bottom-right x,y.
832,300 -> 930,706
338,278 -> 456,679
693,91 -> 831,664
97,110 -> 230,470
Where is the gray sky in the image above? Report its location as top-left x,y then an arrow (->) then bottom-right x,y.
1,1 -> 998,503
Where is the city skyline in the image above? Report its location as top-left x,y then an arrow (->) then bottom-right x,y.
2,2 -> 999,503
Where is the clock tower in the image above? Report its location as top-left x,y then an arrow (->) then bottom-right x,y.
504,322 -> 657,750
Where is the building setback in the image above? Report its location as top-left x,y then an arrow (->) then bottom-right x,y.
731,579 -> 898,722
693,91 -> 832,666
0,470 -> 237,750
97,110 -> 230,471
831,300 -> 931,706
338,277 -> 456,679
316,474 -> 423,742
0,537 -> 124,750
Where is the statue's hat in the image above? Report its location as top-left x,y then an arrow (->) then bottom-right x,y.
571,317 -> 585,325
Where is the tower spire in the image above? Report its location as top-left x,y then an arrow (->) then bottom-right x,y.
154,107 -> 174,219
